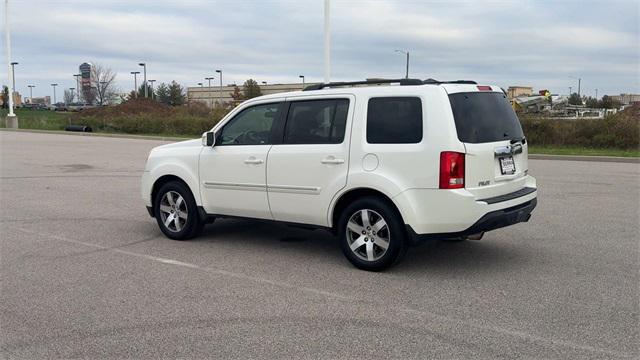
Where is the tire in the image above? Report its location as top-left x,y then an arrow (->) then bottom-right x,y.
338,196 -> 407,271
154,181 -> 203,240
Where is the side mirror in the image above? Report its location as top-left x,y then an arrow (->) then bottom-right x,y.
202,131 -> 215,147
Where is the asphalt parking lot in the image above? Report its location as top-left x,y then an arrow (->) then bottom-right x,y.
1,131 -> 638,359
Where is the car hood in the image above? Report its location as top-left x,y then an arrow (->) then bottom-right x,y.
154,138 -> 202,150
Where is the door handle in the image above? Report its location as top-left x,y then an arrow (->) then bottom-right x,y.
321,156 -> 345,165
244,157 -> 264,165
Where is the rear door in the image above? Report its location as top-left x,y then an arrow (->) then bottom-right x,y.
266,95 -> 353,226
445,86 -> 529,199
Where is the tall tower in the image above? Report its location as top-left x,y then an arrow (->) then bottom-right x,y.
79,62 -> 93,104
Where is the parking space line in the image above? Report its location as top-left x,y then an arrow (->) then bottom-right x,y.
9,226 -> 632,358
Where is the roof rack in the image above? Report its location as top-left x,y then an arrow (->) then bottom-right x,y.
303,78 -> 477,91
423,78 -> 477,85
303,78 -> 423,91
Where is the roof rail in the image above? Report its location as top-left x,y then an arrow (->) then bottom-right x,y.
423,78 -> 477,85
303,78 -> 423,91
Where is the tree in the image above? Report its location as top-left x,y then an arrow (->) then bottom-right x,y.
1,85 -> 8,109
585,97 -> 598,108
242,79 -> 262,99
137,83 -> 153,99
598,95 -> 621,109
155,83 -> 170,105
63,89 -> 75,104
91,63 -> 118,105
229,86 -> 243,101
167,81 -> 186,106
568,93 -> 582,105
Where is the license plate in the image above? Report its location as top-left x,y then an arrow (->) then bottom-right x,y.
499,156 -> 516,175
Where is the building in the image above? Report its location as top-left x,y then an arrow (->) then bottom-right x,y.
27,96 -> 51,106
187,82 -> 317,108
609,93 -> 640,105
506,86 -> 533,99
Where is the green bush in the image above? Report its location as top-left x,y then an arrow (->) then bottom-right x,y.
519,104 -> 639,150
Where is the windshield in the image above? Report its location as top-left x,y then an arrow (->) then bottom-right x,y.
448,92 -> 524,143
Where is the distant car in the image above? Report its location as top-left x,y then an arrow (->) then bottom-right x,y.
142,78 -> 538,271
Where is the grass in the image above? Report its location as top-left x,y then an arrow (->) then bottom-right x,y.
529,145 -> 640,157
1,108 -> 72,130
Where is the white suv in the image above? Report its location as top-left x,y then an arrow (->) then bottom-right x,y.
141,79 -> 537,271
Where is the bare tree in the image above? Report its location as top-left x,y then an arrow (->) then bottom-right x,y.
63,89 -> 74,104
91,63 -> 118,105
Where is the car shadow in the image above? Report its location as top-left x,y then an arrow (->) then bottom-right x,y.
193,218 -> 532,274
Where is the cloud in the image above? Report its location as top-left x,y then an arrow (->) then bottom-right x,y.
1,0 -> 638,98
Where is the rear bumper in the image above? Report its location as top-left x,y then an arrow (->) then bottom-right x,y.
406,198 -> 536,243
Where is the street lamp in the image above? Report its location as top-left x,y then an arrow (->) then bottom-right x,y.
74,73 -> 81,103
569,76 -> 581,97
198,82 -> 203,87
10,62 -> 18,98
262,81 -> 267,85
148,79 -> 156,100
395,49 -> 410,79
131,71 -> 140,98
27,85 -> 35,102
5,0 -> 17,127
50,83 -> 58,104
595,88 -> 598,100
215,69 -> 222,105
138,63 -> 147,98
205,77 -> 214,88
299,75 -> 305,86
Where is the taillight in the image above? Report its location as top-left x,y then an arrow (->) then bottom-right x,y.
477,85 -> 492,91
439,152 -> 465,189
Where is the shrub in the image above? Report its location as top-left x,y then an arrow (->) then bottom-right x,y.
519,104 -> 639,150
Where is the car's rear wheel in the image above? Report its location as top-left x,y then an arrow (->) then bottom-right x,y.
338,197 -> 407,271
154,181 -> 203,240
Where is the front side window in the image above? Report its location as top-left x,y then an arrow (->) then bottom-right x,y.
284,99 -> 350,144
367,97 -> 423,144
218,103 -> 280,145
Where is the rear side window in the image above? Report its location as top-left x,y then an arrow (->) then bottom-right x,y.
448,92 -> 524,143
367,97 -> 423,144
284,99 -> 349,144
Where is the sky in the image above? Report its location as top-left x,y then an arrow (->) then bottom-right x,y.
2,0 -> 639,100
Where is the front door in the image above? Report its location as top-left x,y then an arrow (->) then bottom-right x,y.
199,101 -> 283,219
267,97 -> 353,226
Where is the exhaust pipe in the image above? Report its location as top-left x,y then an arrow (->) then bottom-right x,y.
465,232 -> 484,241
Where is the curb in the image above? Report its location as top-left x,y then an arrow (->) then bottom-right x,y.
0,128 -> 190,142
529,154 -> 639,164
2,128 -> 638,164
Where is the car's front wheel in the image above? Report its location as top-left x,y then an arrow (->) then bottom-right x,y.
338,197 -> 407,271
154,181 -> 203,240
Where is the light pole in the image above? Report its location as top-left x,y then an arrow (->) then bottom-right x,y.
5,0 -> 17,127
395,50 -> 410,79
205,77 -> 214,88
198,82 -> 203,87
148,79 -> 156,100
51,83 -> 58,104
324,0 -> 331,83
215,69 -> 222,105
131,71 -> 140,98
10,62 -> 17,98
595,88 -> 598,100
27,85 -> 35,102
569,76 -> 581,97
138,63 -> 147,98
299,75 -> 305,87
262,81 -> 267,85
69,87 -> 75,104
569,86 -> 572,95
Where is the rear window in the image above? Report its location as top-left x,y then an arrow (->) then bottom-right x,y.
367,97 -> 422,144
448,92 -> 524,143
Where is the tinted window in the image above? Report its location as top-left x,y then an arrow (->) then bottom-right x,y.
448,92 -> 524,143
367,97 -> 423,144
284,99 -> 349,144
219,103 -> 280,145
